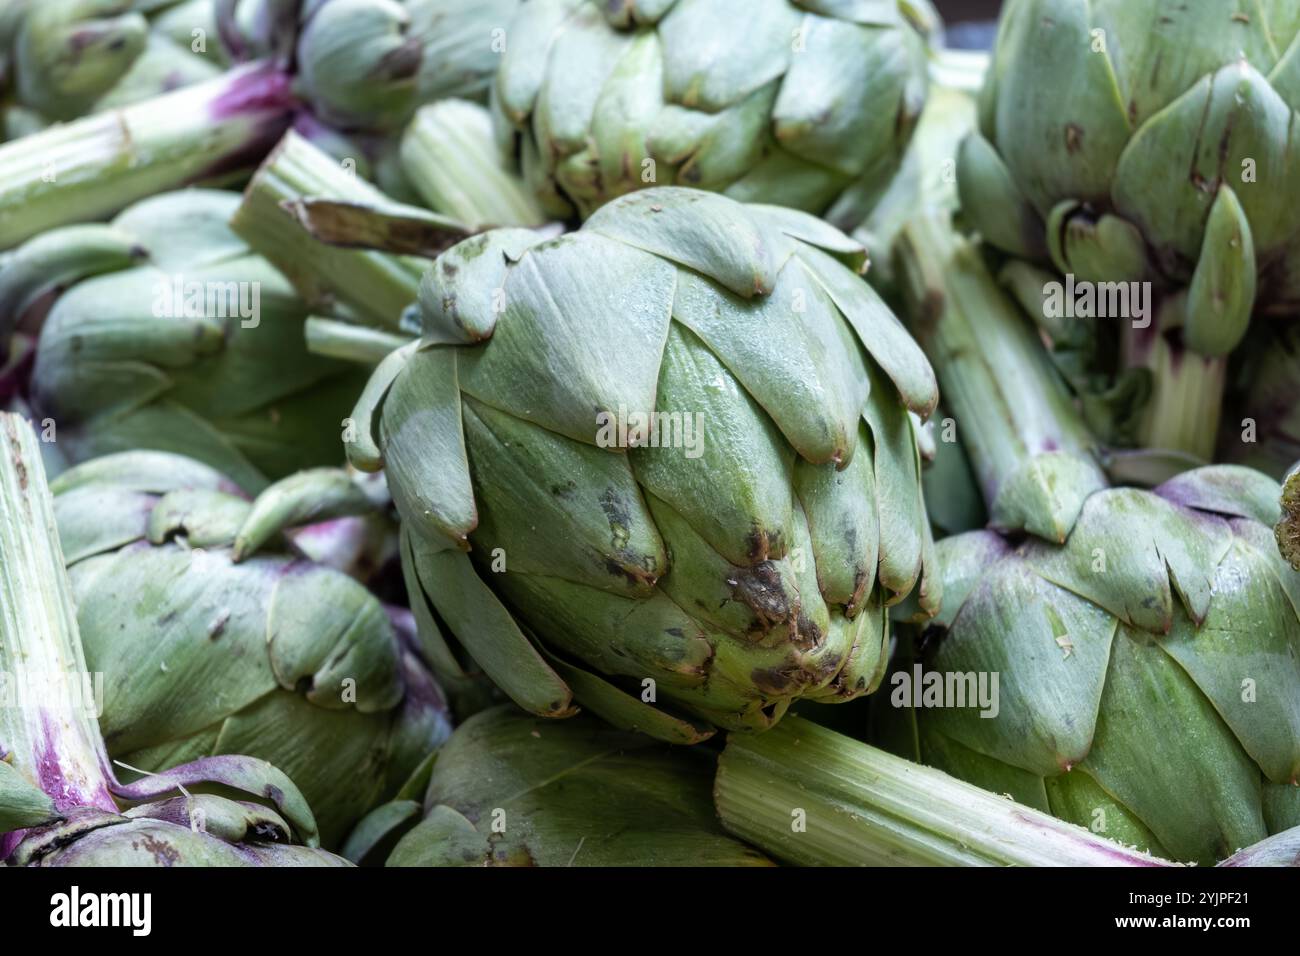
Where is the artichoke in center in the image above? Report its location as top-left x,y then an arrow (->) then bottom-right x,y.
350,187 -> 941,742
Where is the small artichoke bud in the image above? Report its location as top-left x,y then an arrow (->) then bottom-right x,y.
1045,202 -> 1148,286
1184,185 -> 1256,357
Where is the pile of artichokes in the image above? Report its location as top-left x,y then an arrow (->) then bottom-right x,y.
1,0 -> 1297,871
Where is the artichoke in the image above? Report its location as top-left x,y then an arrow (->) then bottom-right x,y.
893,213 -> 1300,866
11,0 -> 150,121
49,450 -> 454,848
0,412 -> 346,866
905,469 -> 1300,866
716,716 -> 1175,866
338,186 -> 940,742
493,0 -> 934,223
959,0 -> 1300,459
6,188 -> 368,490
2,0 -> 230,123
217,0 -> 523,132
366,706 -> 774,866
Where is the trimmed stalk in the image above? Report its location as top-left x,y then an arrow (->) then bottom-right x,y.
895,213 -> 1107,541
714,717 -> 1173,867
230,130 -> 429,328
0,63 -> 294,249
0,413 -> 117,851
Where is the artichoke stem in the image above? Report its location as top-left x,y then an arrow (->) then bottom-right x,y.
714,717 -> 1174,866
1125,299 -> 1224,462
231,131 -> 426,329
894,213 -> 1106,540
0,63 -> 294,250
400,100 -> 548,231
0,413 -> 116,825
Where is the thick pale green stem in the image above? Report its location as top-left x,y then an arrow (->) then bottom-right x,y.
231,131 -> 427,329
1124,296 -> 1225,461
305,317 -> 413,365
0,63 -> 294,249
715,718 -> 1172,867
0,414 -> 115,817
895,213 -> 1107,542
400,100 -> 547,230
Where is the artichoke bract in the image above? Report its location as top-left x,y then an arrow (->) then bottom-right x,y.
960,0 -> 1300,459
0,413 -> 346,866
348,187 -> 941,743
11,189 -> 369,491
376,706 -> 774,866
493,0 -> 933,223
893,214 -> 1300,867
49,450 -> 454,849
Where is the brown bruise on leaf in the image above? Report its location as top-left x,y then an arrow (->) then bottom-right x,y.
727,561 -> 798,642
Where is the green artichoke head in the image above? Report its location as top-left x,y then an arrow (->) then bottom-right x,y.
493,0 -> 933,222
0,411 -> 346,866
12,0 -> 149,120
12,188 -> 369,491
962,0 -> 1300,355
350,186 -> 941,742
902,465 -> 1300,865
294,0 -> 423,131
48,451 -> 454,848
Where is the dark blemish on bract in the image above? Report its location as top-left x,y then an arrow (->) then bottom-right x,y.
1064,123 -> 1084,155
139,833 -> 182,865
207,609 -> 231,640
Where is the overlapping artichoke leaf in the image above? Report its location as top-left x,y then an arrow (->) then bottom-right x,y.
387,706 -> 773,866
